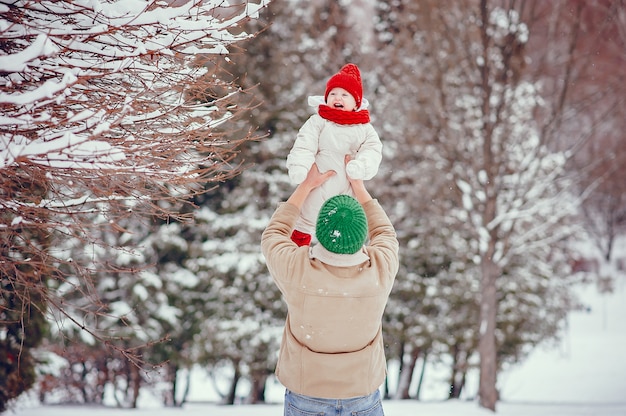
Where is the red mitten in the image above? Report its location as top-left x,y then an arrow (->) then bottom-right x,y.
291,230 -> 311,246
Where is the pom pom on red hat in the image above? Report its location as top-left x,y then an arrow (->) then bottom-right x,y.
324,63 -> 363,109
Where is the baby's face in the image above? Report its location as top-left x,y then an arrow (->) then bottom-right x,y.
326,87 -> 357,111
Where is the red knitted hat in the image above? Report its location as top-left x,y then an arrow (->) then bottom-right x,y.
324,63 -> 363,109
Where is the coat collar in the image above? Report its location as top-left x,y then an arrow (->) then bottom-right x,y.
309,243 -> 370,267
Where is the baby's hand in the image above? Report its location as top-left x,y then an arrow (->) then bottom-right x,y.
289,166 -> 309,184
346,159 -> 365,179
344,155 -> 370,203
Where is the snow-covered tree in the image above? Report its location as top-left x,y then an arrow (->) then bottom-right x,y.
20,0 -> 615,409
16,0 -> 367,405
368,0 -> 615,410
174,0 -> 371,402
169,0 -> 621,409
0,0 -> 268,408
170,183 -> 284,405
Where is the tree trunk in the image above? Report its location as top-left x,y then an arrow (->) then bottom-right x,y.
383,370 -> 390,399
478,254 -> 499,411
97,357 -> 107,404
164,362 -> 188,407
224,362 -> 241,405
130,360 -> 141,409
179,366 -> 192,407
246,372 -> 267,404
449,366 -> 467,399
396,345 -> 420,399
449,344 -> 468,399
477,1 -> 499,410
394,341 -> 405,398
414,351 -> 428,400
80,362 -> 88,403
163,362 -> 177,407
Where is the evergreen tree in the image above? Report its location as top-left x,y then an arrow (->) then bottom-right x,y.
165,0 -> 371,402
0,266 -> 47,412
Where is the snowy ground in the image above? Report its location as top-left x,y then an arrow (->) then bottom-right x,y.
8,400 -> 626,416
8,399 -> 626,416
8,281 -> 626,416
499,280 -> 626,405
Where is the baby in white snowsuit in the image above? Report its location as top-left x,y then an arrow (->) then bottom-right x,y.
286,63 -> 383,246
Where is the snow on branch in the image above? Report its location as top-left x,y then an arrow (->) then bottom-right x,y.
1,0 -> 268,212
0,0 -> 269,355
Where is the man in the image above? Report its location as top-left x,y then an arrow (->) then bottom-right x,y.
261,159 -> 399,415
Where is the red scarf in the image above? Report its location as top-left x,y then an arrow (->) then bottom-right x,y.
318,105 -> 370,125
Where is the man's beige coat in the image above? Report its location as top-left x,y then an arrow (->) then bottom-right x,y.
261,199 -> 399,398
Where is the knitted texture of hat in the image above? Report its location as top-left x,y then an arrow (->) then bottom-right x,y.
324,63 -> 363,108
316,194 -> 368,255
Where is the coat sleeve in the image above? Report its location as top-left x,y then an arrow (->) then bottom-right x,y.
286,115 -> 325,184
261,202 -> 306,294
363,199 -> 399,290
347,124 -> 383,180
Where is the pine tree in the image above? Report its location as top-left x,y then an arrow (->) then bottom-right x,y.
172,0 -> 370,403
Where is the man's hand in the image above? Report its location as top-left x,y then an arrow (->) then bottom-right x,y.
301,163 -> 336,191
286,164 -> 335,209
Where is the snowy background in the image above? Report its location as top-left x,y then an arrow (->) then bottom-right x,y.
9,279 -> 626,416
2,2 -> 625,416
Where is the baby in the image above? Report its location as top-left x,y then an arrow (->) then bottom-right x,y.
286,63 -> 383,246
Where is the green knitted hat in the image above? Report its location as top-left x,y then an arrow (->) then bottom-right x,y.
316,195 -> 368,255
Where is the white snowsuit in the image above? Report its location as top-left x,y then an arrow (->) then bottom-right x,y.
286,97 -> 383,236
